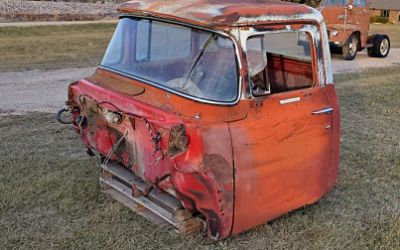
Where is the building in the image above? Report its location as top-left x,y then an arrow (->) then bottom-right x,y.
371,0 -> 400,24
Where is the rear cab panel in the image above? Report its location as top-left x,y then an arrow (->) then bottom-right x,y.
67,16 -> 245,237
68,74 -> 239,238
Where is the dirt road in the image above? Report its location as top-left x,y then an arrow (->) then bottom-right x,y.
0,67 -> 95,114
331,48 -> 400,73
0,20 -> 118,27
1,48 -> 399,114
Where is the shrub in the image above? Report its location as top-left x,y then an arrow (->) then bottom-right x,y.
370,16 -> 389,24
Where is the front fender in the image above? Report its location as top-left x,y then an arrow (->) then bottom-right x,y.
172,123 -> 234,239
328,24 -> 360,46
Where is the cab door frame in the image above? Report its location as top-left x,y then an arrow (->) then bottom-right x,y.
229,22 -> 340,234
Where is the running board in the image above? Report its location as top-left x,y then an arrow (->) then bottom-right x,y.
99,162 -> 203,235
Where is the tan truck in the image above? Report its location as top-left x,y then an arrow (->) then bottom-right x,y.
319,0 -> 391,60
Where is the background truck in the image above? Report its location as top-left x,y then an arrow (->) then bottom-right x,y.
319,0 -> 391,60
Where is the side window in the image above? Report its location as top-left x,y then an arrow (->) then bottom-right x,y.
246,31 -> 314,96
380,10 -> 390,18
135,20 -> 191,62
353,0 -> 366,7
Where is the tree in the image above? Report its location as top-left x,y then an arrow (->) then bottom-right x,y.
283,0 -> 322,8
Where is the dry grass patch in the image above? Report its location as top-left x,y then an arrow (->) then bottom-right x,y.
0,23 -> 115,72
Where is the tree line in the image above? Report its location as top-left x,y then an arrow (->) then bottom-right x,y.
284,0 -> 322,8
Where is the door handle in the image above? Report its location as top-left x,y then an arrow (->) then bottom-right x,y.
312,107 -> 333,115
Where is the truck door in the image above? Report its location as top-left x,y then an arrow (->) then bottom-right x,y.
230,28 -> 340,233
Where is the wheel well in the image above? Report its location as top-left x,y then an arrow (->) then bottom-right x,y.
353,31 -> 362,51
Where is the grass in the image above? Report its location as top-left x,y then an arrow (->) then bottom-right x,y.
370,24 -> 400,48
0,23 -> 116,72
1,67 -> 400,249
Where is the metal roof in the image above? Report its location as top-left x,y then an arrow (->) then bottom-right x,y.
371,0 -> 400,10
118,0 -> 322,28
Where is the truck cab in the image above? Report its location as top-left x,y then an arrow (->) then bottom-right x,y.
59,0 -> 340,240
319,0 -> 390,60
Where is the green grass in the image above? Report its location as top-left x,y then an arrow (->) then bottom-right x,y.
0,23 -> 116,72
1,68 -> 400,249
370,24 -> 400,48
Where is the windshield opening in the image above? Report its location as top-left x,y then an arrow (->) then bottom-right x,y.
101,17 -> 239,103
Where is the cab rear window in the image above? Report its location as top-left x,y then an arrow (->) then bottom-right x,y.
101,17 -> 239,104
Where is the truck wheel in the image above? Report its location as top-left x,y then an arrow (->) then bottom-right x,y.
368,35 -> 390,58
342,34 -> 358,60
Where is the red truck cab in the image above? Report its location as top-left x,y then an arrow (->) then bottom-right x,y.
59,0 -> 340,239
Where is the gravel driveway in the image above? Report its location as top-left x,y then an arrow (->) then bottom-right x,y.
0,67 -> 95,115
331,48 -> 400,73
0,0 -> 118,22
1,48 -> 399,114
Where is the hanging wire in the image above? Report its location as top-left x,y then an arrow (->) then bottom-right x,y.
101,131 -> 128,166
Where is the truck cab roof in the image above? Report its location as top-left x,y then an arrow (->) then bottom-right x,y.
118,0 -> 324,28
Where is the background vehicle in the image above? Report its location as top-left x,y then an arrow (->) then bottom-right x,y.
58,0 -> 340,240
319,0 -> 391,60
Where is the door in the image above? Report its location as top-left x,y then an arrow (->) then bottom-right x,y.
230,29 -> 339,234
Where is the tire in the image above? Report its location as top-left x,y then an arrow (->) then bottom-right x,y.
342,34 -> 358,60
330,46 -> 342,55
368,35 -> 390,58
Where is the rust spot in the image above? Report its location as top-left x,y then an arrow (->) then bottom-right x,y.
87,74 -> 145,96
202,154 -> 232,182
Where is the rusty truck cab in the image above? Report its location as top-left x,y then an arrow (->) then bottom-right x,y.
63,0 -> 340,240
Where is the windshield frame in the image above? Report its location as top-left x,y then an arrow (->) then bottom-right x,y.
98,15 -> 242,106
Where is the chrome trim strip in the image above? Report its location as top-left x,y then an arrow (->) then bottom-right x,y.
311,107 -> 333,115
